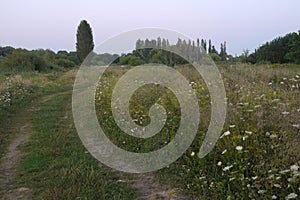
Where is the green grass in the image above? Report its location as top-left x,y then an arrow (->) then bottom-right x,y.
95,64 -> 300,199
1,64 -> 299,199
19,91 -> 137,199
0,70 -> 75,157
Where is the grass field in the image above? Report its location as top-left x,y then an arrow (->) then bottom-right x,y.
95,64 -> 300,199
0,63 -> 300,199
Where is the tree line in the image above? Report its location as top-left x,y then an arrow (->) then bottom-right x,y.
1,19 -> 299,72
114,38 -> 229,66
248,31 -> 300,64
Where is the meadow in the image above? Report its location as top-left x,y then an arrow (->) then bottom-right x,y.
95,63 -> 300,199
0,63 -> 299,199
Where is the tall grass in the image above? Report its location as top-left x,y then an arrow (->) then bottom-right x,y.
95,64 -> 300,199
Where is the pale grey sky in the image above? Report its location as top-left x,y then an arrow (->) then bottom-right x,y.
1,0 -> 299,55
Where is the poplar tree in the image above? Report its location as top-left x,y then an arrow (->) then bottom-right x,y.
76,20 -> 94,62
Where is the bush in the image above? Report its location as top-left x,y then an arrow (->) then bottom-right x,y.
0,50 -> 49,72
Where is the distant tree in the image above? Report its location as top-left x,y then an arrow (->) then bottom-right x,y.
208,40 -> 212,53
76,20 -> 94,62
162,39 -> 167,49
220,41 -> 227,60
136,39 -> 144,49
240,49 -> 250,63
157,37 -> 162,49
201,39 -> 207,53
0,46 -> 15,57
211,45 -> 218,54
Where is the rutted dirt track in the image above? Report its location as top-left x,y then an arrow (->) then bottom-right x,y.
0,92 -> 69,200
0,91 -> 186,200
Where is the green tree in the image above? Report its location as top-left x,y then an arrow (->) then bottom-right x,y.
76,20 -> 94,62
240,49 -> 250,63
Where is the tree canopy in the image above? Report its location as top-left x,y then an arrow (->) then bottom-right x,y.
249,31 -> 300,64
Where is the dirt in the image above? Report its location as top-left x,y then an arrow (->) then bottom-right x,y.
128,173 -> 185,200
0,92 -> 64,200
0,121 -> 33,200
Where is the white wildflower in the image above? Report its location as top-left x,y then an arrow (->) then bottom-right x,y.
272,195 -> 277,199
217,161 -> 222,166
274,184 -> 281,188
292,124 -> 300,129
221,149 -> 227,155
282,111 -> 290,115
245,130 -> 253,135
279,169 -> 290,174
223,165 -> 233,172
229,125 -> 235,128
270,134 -> 277,139
220,131 -> 231,138
190,152 -> 195,157
285,193 -> 298,199
290,164 -> 299,171
236,146 -> 243,151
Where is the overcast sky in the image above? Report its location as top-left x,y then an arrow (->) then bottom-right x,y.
1,0 -> 299,55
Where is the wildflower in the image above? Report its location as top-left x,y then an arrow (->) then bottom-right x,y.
274,184 -> 281,188
236,146 -> 243,151
282,111 -> 290,115
229,177 -> 235,181
285,193 -> 298,199
190,152 -> 195,157
292,124 -> 300,129
221,149 -> 227,155
223,165 -> 233,172
279,169 -> 290,174
220,131 -> 231,138
217,161 -> 222,166
272,195 -> 277,199
229,125 -> 235,128
270,134 -> 277,139
245,130 -> 252,135
290,164 -> 299,171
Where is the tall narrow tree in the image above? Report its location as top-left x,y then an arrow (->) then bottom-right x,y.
76,20 -> 94,62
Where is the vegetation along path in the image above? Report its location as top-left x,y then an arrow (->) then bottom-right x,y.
0,70 -> 186,200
